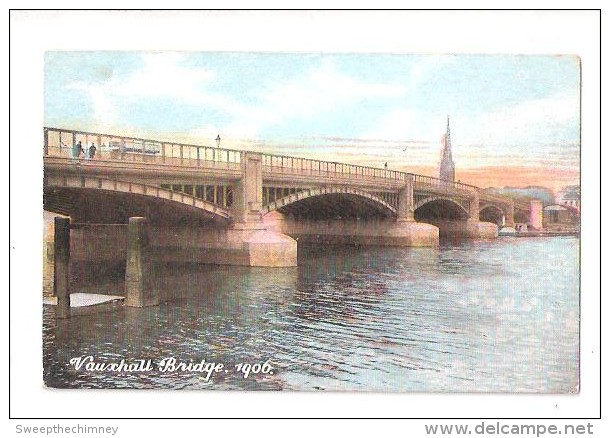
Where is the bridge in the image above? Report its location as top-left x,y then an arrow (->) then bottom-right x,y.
43,127 -> 534,269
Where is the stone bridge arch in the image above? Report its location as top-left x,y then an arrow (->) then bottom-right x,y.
479,203 -> 506,225
263,186 -> 397,219
514,208 -> 530,224
414,196 -> 470,221
44,175 -> 231,224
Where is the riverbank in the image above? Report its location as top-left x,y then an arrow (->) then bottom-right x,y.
515,230 -> 580,237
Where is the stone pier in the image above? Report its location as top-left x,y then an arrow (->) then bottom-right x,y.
66,222 -> 298,268
262,212 -> 439,247
226,151 -> 297,266
427,219 -> 498,239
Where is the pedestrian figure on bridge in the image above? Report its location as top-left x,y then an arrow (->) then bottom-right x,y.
72,141 -> 84,159
88,143 -> 97,160
384,162 -> 388,170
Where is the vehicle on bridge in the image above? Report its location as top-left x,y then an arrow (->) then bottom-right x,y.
107,140 -> 160,155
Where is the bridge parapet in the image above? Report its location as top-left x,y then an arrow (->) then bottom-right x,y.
261,152 -> 408,182
44,127 -> 489,195
44,126 -> 243,168
261,151 -> 478,194
412,174 -> 476,193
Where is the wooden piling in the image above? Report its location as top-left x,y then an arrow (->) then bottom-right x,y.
53,217 -> 71,319
125,217 -> 158,307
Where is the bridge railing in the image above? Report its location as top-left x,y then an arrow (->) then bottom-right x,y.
260,152 -> 410,183
412,174 -> 477,193
261,152 -> 480,194
43,127 -> 242,168
44,127 -> 525,207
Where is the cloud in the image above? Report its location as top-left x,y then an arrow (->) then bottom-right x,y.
112,53 -> 215,102
260,60 -> 405,115
223,60 -> 407,138
59,53 -> 579,177
404,55 -> 456,90
67,54 -> 407,139
452,91 -> 580,168
248,56 -> 453,140
360,108 -> 416,140
67,53 -> 241,128
67,80 -> 117,127
461,91 -> 580,146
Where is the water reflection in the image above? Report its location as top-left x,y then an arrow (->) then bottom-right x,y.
44,237 -> 579,392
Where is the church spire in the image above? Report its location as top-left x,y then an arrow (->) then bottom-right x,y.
446,115 -> 451,149
439,115 -> 455,181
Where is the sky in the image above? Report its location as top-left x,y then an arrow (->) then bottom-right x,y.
44,52 -> 580,193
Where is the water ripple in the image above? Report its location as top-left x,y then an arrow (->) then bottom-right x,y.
43,238 -> 579,392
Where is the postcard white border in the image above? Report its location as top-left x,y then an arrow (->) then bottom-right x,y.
8,7 -> 602,424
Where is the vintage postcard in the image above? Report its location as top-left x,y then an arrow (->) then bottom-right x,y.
41,50 -> 580,393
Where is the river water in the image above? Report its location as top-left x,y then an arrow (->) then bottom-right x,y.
43,236 -> 579,392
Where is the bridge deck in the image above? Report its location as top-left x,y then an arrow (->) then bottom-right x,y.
43,126 -> 530,212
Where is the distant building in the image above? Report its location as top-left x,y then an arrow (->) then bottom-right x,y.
556,185 -> 580,212
543,204 -> 579,230
439,116 -> 455,182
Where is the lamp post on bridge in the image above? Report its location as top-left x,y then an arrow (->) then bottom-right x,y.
215,134 -> 221,148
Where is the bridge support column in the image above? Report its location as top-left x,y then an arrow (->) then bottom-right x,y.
391,176 -> 437,245
53,217 -> 71,319
227,152 -> 297,267
125,217 -> 158,307
397,175 -> 415,222
233,152 -> 264,225
469,192 -> 480,223
467,192 -> 498,239
530,200 -> 543,230
388,220 -> 439,246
